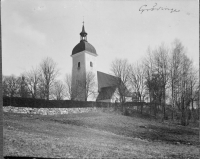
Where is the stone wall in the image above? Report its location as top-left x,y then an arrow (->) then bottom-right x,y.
3,106 -> 98,115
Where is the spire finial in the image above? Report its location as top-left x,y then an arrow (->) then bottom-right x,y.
80,17 -> 87,42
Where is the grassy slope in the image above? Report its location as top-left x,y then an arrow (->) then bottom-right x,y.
3,111 -> 199,158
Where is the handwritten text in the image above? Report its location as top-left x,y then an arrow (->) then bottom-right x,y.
139,3 -> 180,14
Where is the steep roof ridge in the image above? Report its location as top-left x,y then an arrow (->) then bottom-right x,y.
97,71 -> 119,90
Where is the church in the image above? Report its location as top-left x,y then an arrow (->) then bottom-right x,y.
70,23 -> 132,102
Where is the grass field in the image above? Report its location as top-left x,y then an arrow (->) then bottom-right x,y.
3,109 -> 199,158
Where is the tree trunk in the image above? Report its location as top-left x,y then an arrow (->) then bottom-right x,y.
181,102 -> 186,126
162,87 -> 167,120
154,103 -> 157,118
181,98 -> 188,126
33,84 -> 37,99
191,99 -> 196,122
171,109 -> 174,120
139,95 -> 143,114
46,84 -> 49,100
171,82 -> 174,120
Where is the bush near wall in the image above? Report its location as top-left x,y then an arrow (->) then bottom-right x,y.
3,97 -> 119,108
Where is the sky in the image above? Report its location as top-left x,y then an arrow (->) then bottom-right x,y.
2,0 -> 199,80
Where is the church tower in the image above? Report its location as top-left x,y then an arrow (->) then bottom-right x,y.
71,23 -> 98,101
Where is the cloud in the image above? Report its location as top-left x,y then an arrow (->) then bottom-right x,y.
12,13 -> 46,45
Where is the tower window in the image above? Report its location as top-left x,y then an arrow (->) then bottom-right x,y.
78,62 -> 80,68
90,62 -> 93,67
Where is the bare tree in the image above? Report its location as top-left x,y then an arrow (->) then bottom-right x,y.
144,47 -> 155,103
144,47 -> 161,117
24,67 -> 41,99
153,43 -> 170,120
188,67 -> 199,122
169,40 -> 183,120
40,57 -> 59,100
51,80 -> 66,100
129,62 -> 146,102
38,76 -> 46,99
169,39 -> 197,125
144,44 -> 170,119
110,58 -> 131,103
17,75 -> 30,98
3,75 -> 20,97
178,54 -> 193,125
65,73 -> 73,100
142,39 -> 198,125
3,75 -> 9,97
169,39 -> 196,125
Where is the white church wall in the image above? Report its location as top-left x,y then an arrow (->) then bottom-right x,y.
71,51 -> 86,101
85,51 -> 97,74
71,51 -> 86,78
85,51 -> 98,101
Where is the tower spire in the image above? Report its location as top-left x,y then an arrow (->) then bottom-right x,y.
80,19 -> 87,42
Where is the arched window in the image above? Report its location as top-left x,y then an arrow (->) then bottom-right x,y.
78,62 -> 80,68
90,62 -> 93,67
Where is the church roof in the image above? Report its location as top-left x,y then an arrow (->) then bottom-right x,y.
72,40 -> 97,55
97,71 -> 119,91
97,71 -> 133,101
72,23 -> 97,56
